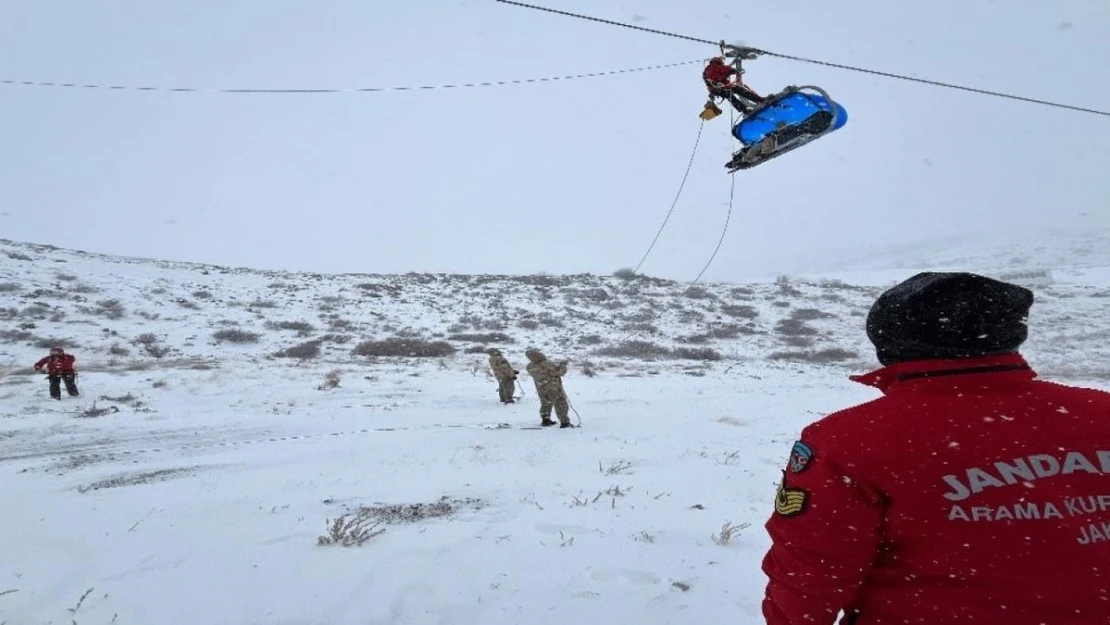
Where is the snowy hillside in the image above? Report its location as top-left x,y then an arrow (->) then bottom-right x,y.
781,227 -> 1110,278
2,237 -> 1109,625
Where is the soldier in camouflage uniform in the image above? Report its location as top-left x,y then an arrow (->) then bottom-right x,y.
487,348 -> 519,404
524,347 -> 573,428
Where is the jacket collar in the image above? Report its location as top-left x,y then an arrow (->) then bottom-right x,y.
849,353 -> 1035,393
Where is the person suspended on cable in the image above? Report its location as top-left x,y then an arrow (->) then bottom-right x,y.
702,56 -> 765,116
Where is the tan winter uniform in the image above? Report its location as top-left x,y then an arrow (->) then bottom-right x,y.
524,348 -> 571,427
487,348 -> 518,404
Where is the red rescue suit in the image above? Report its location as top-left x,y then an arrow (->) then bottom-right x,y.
762,353 -> 1110,625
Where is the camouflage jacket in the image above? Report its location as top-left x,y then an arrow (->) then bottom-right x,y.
526,358 -> 567,394
488,352 -> 517,380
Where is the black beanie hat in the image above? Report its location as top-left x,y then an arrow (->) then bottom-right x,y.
865,272 -> 1034,366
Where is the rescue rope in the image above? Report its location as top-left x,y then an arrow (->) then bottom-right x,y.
495,0 -> 1110,119
611,109 -> 737,347
632,121 -> 705,274
0,59 -> 705,95
564,119 -> 707,339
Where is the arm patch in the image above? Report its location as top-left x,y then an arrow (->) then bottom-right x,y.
775,475 -> 809,517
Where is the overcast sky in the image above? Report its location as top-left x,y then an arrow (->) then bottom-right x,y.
2,0 -> 1108,281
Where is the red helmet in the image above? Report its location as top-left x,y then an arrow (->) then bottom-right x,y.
709,57 -> 726,65
50,346 -> 64,355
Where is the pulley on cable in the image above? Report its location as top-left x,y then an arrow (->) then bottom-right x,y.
700,42 -> 848,172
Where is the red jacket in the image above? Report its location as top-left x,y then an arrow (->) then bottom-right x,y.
762,353 -> 1110,625
703,63 -> 737,88
34,353 -> 76,375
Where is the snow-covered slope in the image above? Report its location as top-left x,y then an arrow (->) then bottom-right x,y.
781,227 -> 1110,278
2,237 -> 1109,624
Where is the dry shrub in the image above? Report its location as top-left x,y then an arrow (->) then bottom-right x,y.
265,320 -> 316,334
318,370 -> 342,390
791,307 -> 834,321
768,348 -> 859,363
447,332 -> 513,344
775,318 -> 818,336
212,329 -> 261,344
317,513 -> 385,547
578,334 -> 604,346
673,347 -> 722,361
0,282 -> 21,293
274,340 -> 322,359
352,337 -> 456,358
720,304 -> 759,318
594,340 -> 670,360
683,286 -> 712,299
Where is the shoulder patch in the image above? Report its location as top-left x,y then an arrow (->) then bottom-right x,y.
774,477 -> 809,517
788,440 -> 814,474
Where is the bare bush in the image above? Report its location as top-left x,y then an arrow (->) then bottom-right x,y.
677,334 -> 710,344
578,334 -> 604,346
768,348 -> 860,363
320,333 -> 353,344
447,332 -> 513,344
673,347 -> 723,361
705,323 -> 753,339
249,300 -> 279,309
108,343 -> 130,356
328,318 -> 357,331
791,307 -> 834,321
720,304 -> 759,319
6,251 -> 33,261
776,318 -> 818,336
212,329 -> 261,344
781,335 -> 815,348
133,333 -> 170,358
537,313 -> 565,328
86,298 -> 126,319
711,521 -> 750,546
353,337 -> 456,358
0,329 -> 35,343
192,290 -> 214,300
265,320 -> 316,335
613,267 -> 639,280
683,286 -> 712,299
274,339 -> 322,359
518,319 -> 540,330
621,322 -> 659,335
34,337 -> 79,349
318,370 -> 342,390
317,513 -> 385,547
594,340 -> 670,360
0,282 -> 21,293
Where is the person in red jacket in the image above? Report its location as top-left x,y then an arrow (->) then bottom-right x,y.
761,272 -> 1110,625
33,346 -> 79,400
703,56 -> 765,115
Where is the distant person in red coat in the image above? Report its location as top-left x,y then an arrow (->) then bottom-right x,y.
34,346 -> 79,400
761,272 -> 1110,625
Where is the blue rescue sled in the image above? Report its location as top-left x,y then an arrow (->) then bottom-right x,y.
726,85 -> 848,172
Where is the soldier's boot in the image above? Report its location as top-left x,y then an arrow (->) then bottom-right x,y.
541,418 -> 557,427
560,422 -> 575,429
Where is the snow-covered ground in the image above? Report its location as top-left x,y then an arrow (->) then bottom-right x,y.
2,237 -> 1109,624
